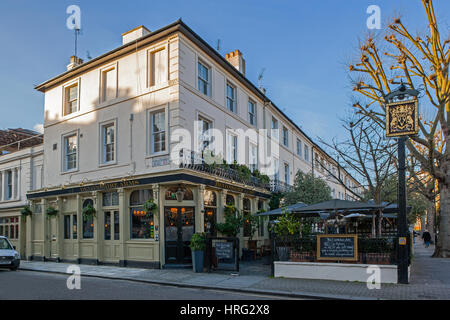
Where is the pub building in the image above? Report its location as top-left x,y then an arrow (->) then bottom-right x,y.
24,20 -> 361,268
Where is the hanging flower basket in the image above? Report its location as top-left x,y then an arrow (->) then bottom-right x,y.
82,203 -> 97,221
143,199 -> 158,215
46,206 -> 59,218
21,206 -> 33,219
224,204 -> 237,216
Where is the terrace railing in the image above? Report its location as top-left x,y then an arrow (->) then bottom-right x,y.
272,234 -> 411,266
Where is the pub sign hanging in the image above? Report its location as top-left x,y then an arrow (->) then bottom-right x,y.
385,99 -> 419,137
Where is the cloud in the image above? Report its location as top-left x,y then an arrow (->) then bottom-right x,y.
33,123 -> 44,134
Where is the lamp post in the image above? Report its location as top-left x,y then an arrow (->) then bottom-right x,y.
384,82 -> 419,284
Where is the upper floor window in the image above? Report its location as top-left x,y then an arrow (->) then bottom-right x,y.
282,127 -> 289,147
101,66 -> 117,102
63,133 -> 78,172
284,163 -> 290,185
198,61 -> 210,96
273,157 -> 280,180
249,143 -> 258,172
64,84 -> 78,116
198,116 -> 213,153
101,122 -> 116,164
226,83 -> 236,113
149,48 -> 167,87
271,117 -> 279,140
304,145 -> 310,162
227,133 -> 238,164
297,139 -> 302,157
150,110 -> 166,154
4,170 -> 13,200
248,100 -> 256,126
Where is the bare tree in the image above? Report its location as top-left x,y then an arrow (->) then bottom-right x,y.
319,115 -> 397,236
348,0 -> 450,256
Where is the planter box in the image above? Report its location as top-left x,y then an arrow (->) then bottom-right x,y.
290,251 -> 316,262
274,261 -> 409,284
192,250 -> 204,273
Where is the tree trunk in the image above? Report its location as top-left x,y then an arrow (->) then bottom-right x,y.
426,203 -> 435,244
435,182 -> 450,257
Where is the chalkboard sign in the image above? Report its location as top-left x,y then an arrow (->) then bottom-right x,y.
215,242 -> 234,260
317,234 -> 358,261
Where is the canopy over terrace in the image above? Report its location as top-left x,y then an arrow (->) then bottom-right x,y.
291,199 -> 385,217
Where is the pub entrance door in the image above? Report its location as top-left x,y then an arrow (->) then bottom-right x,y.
164,207 -> 195,265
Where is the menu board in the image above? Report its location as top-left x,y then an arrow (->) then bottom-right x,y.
317,235 -> 358,261
215,242 -> 234,260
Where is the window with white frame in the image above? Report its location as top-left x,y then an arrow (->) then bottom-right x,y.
198,116 -> 213,153
101,122 -> 116,164
249,143 -> 258,172
150,109 -> 166,154
284,163 -> 290,184
297,139 -> 302,157
248,100 -> 256,126
64,83 -> 78,116
227,133 -> 238,164
271,117 -> 279,140
198,61 -> 210,96
149,48 -> 167,87
101,67 -> 117,102
5,170 -> 12,200
63,133 -> 78,172
226,83 -> 236,113
304,145 -> 310,162
282,126 -> 289,147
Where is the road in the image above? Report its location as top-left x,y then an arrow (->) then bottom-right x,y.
0,270 -> 297,300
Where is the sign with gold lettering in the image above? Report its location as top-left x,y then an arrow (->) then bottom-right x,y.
385,100 -> 419,137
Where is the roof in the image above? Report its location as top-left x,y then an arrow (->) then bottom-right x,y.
293,199 -> 384,213
256,202 -> 308,216
0,128 -> 43,154
33,19 -> 360,186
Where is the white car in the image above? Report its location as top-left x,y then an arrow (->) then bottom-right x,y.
0,236 -> 20,271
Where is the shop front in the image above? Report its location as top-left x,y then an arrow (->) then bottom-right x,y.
26,171 -> 271,268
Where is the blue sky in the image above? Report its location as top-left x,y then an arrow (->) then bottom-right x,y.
0,0 -> 448,149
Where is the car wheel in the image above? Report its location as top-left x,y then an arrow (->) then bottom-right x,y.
9,266 -> 18,271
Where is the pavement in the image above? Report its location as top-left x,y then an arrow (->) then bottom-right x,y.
17,241 -> 450,300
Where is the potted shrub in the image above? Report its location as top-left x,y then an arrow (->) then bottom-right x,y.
21,205 -> 33,220
270,210 -> 300,261
190,233 -> 206,273
216,209 -> 244,237
46,206 -> 59,218
82,203 -> 97,221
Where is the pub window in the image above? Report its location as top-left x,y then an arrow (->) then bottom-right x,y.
82,199 -> 94,239
130,189 -> 154,239
0,217 -> 19,239
226,194 -> 235,206
102,191 -> 119,207
243,198 -> 251,237
204,190 -> 217,236
104,211 -> 119,241
165,186 -> 193,201
64,215 -> 71,239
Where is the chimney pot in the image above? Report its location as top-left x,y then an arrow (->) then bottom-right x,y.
225,50 -> 245,76
67,56 -> 84,71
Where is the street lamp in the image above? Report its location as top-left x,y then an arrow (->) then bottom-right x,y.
384,82 -> 419,284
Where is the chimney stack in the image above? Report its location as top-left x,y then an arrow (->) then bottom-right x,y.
225,50 -> 246,76
122,25 -> 151,45
67,56 -> 84,71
